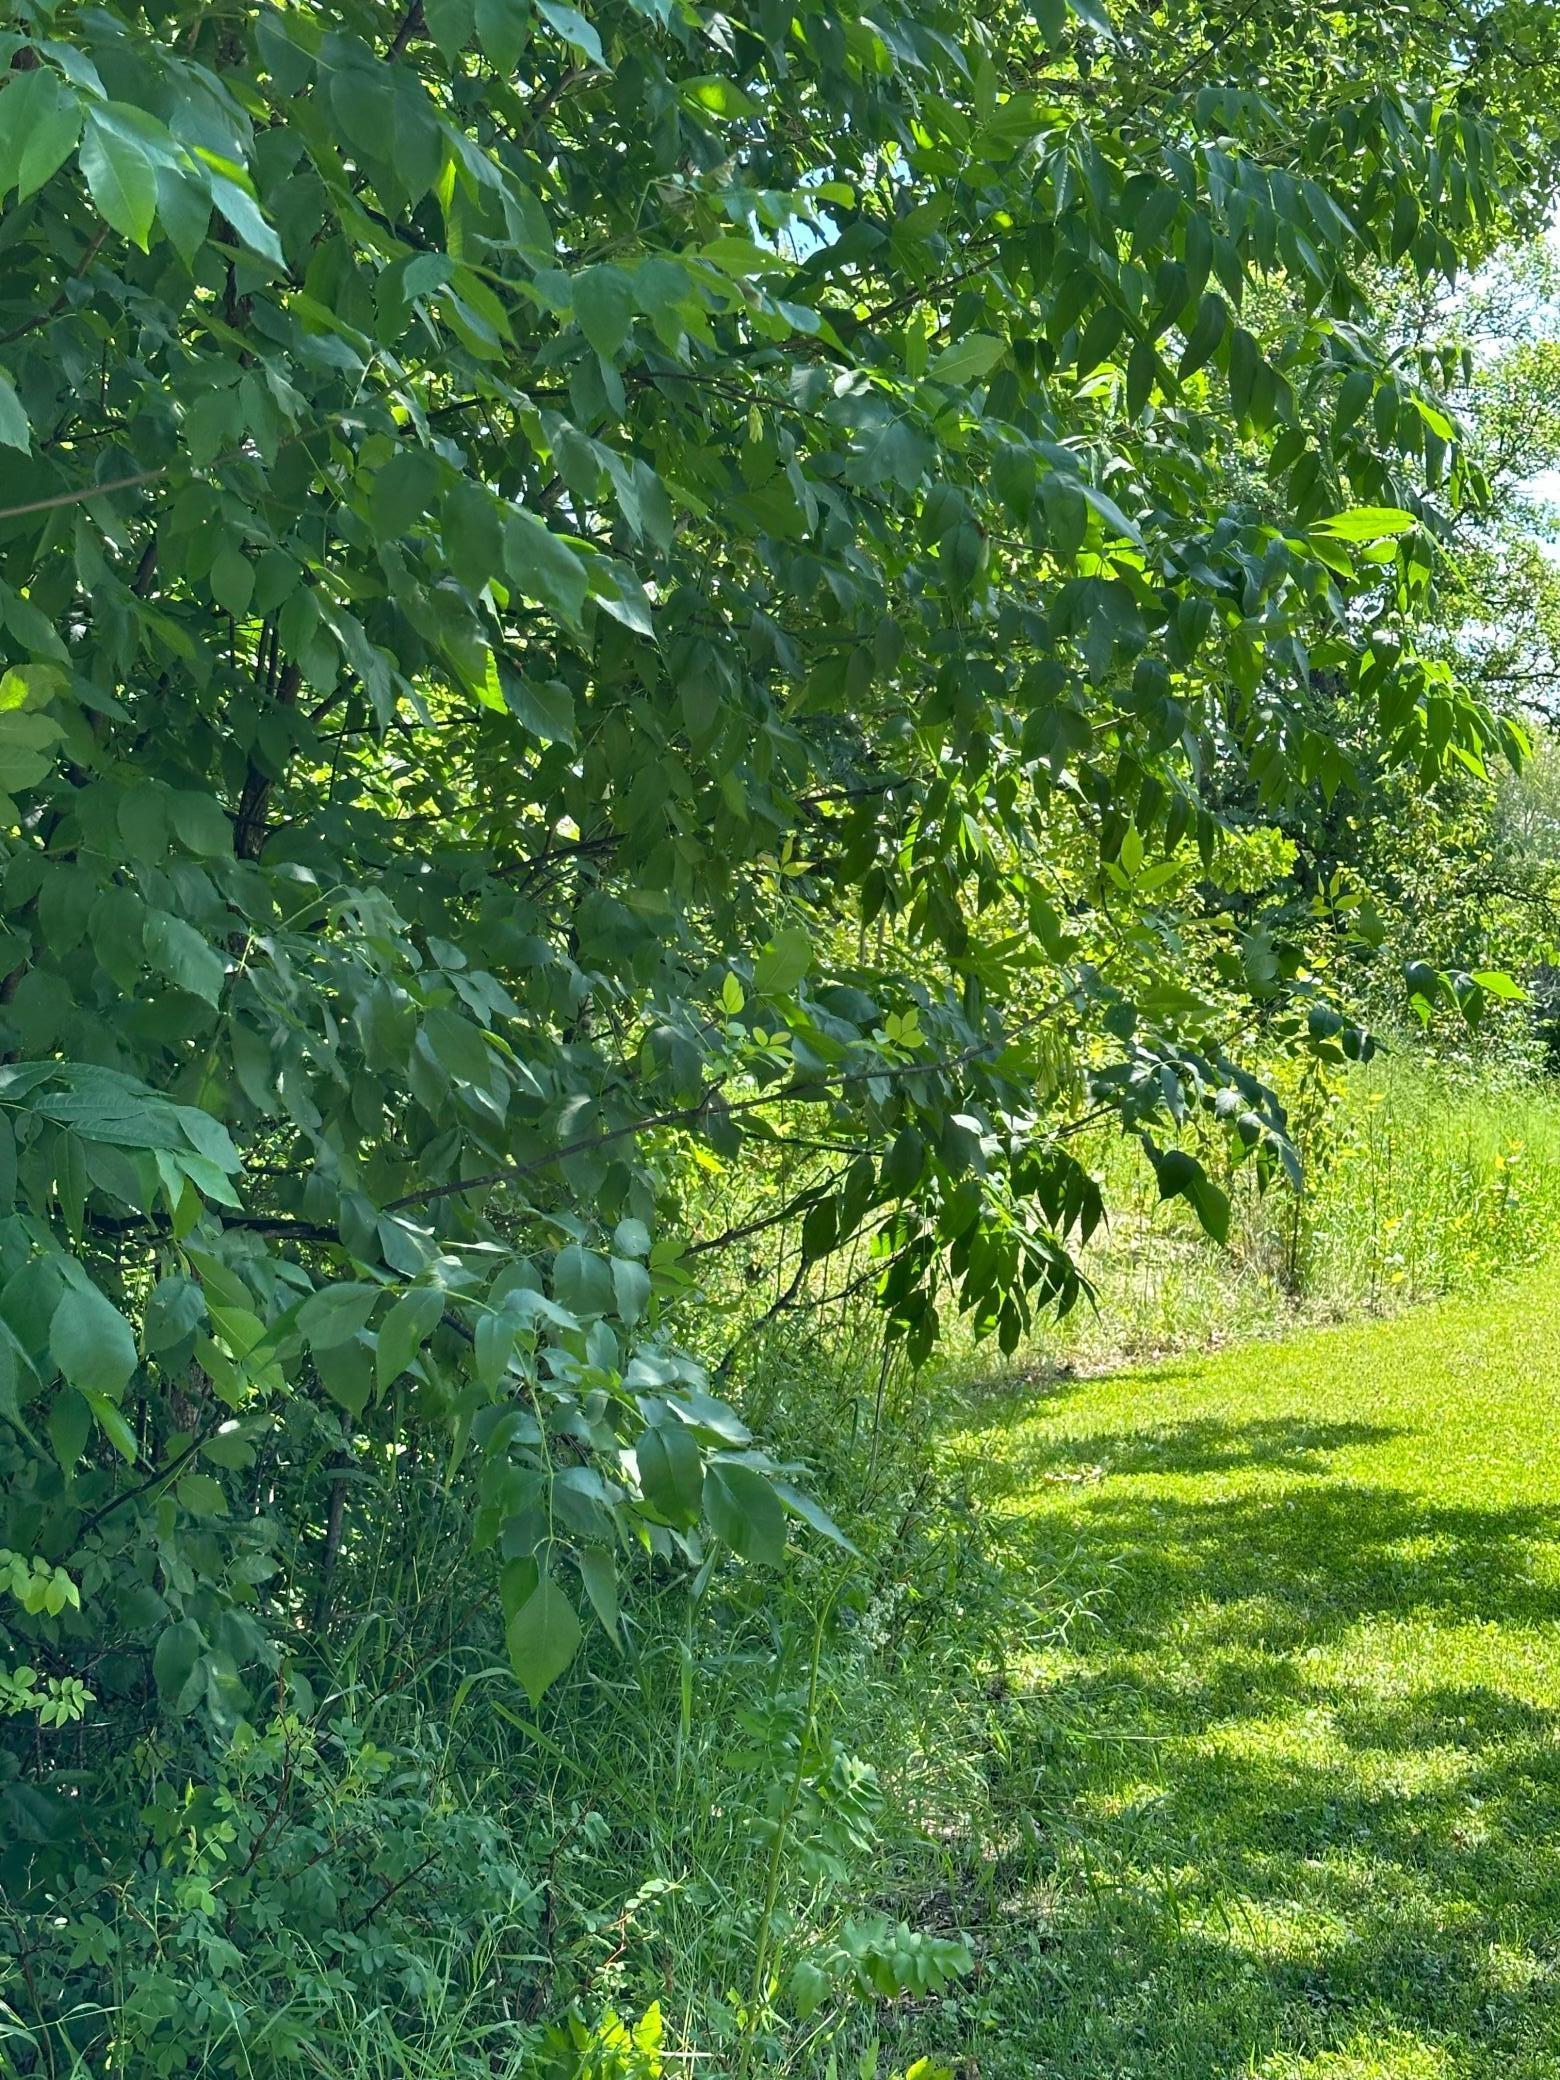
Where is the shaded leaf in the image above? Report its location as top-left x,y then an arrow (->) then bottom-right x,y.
506,1574 -> 582,1705
50,1282 -> 138,1401
80,114 -> 158,250
704,1459 -> 786,1566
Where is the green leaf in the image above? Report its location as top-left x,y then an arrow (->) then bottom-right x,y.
376,1285 -> 446,1387
155,164 -> 211,270
589,558 -> 654,639
443,480 -> 505,580
1076,303 -> 1125,378
704,1459 -> 786,1566
791,1958 -> 833,2021
84,1389 -> 138,1463
80,114 -> 158,251
1403,958 -> 1442,1008
1335,367 -> 1374,435
47,1385 -> 91,1476
1227,327 -> 1258,421
1310,506 -> 1416,541
205,173 -> 284,268
753,926 -> 812,996
1471,970 -> 1526,1001
143,913 -> 226,1005
152,1617 -> 202,1703
474,0 -> 530,71
611,1255 -> 650,1324
1154,1149 -> 1231,1244
370,448 -> 441,539
2,70 -> 83,202
699,234 -> 783,277
503,672 -> 576,745
298,1281 -> 380,1350
573,264 -> 635,361
577,1546 -> 620,1644
536,0 -> 604,65
201,1427 -> 254,1470
315,1337 -> 374,1419
1177,293 -> 1226,379
145,1275 -> 207,1351
506,1574 -> 582,1705
927,334 -> 1007,386
683,76 -> 759,119
1078,481 -> 1145,549
0,369 -> 30,455
427,0 -> 476,58
210,544 -> 254,618
176,1471 -> 228,1516
636,1420 -> 703,1524
50,1282 -> 138,1400
553,1244 -> 612,1317
669,1387 -> 750,1445
171,791 -> 233,859
775,1480 -> 859,1553
502,508 -> 588,627
475,1305 -> 516,1387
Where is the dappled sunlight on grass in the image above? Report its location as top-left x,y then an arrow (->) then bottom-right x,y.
1252,2036 -> 1459,2079
933,1269 -> 1560,2078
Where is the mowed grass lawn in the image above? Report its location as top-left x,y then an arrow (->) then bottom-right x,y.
948,1271 -> 1560,2080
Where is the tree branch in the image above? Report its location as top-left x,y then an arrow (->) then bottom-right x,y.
386,0 -> 424,58
383,1025 -> 1045,1214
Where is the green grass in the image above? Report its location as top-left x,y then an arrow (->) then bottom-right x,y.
932,1266 -> 1560,2080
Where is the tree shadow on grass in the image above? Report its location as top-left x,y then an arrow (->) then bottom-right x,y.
1074,1481 -> 1560,1643
1018,1412 -> 1407,1481
953,1410 -> 1560,2079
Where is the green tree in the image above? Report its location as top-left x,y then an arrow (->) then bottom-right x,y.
2,2 -> 1559,2042
1190,235 -> 1560,1051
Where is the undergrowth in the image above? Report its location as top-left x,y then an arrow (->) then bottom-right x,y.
9,1052 -> 1558,2077
1,1300 -> 1027,2080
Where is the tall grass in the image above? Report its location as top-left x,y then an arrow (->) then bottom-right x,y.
1037,1047 -> 1560,1364
4,1300 -> 1018,2080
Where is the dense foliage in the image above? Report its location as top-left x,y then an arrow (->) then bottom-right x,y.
1167,239 -> 1560,1059
3,0 -> 1560,2068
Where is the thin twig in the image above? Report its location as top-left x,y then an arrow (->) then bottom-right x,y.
0,465 -> 172,522
386,0 -> 424,58
349,1846 -> 441,1932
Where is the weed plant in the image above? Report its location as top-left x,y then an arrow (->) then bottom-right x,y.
1,1301 -> 1018,2080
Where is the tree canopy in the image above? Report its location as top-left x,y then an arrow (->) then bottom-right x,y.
3,0 -> 1560,1917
